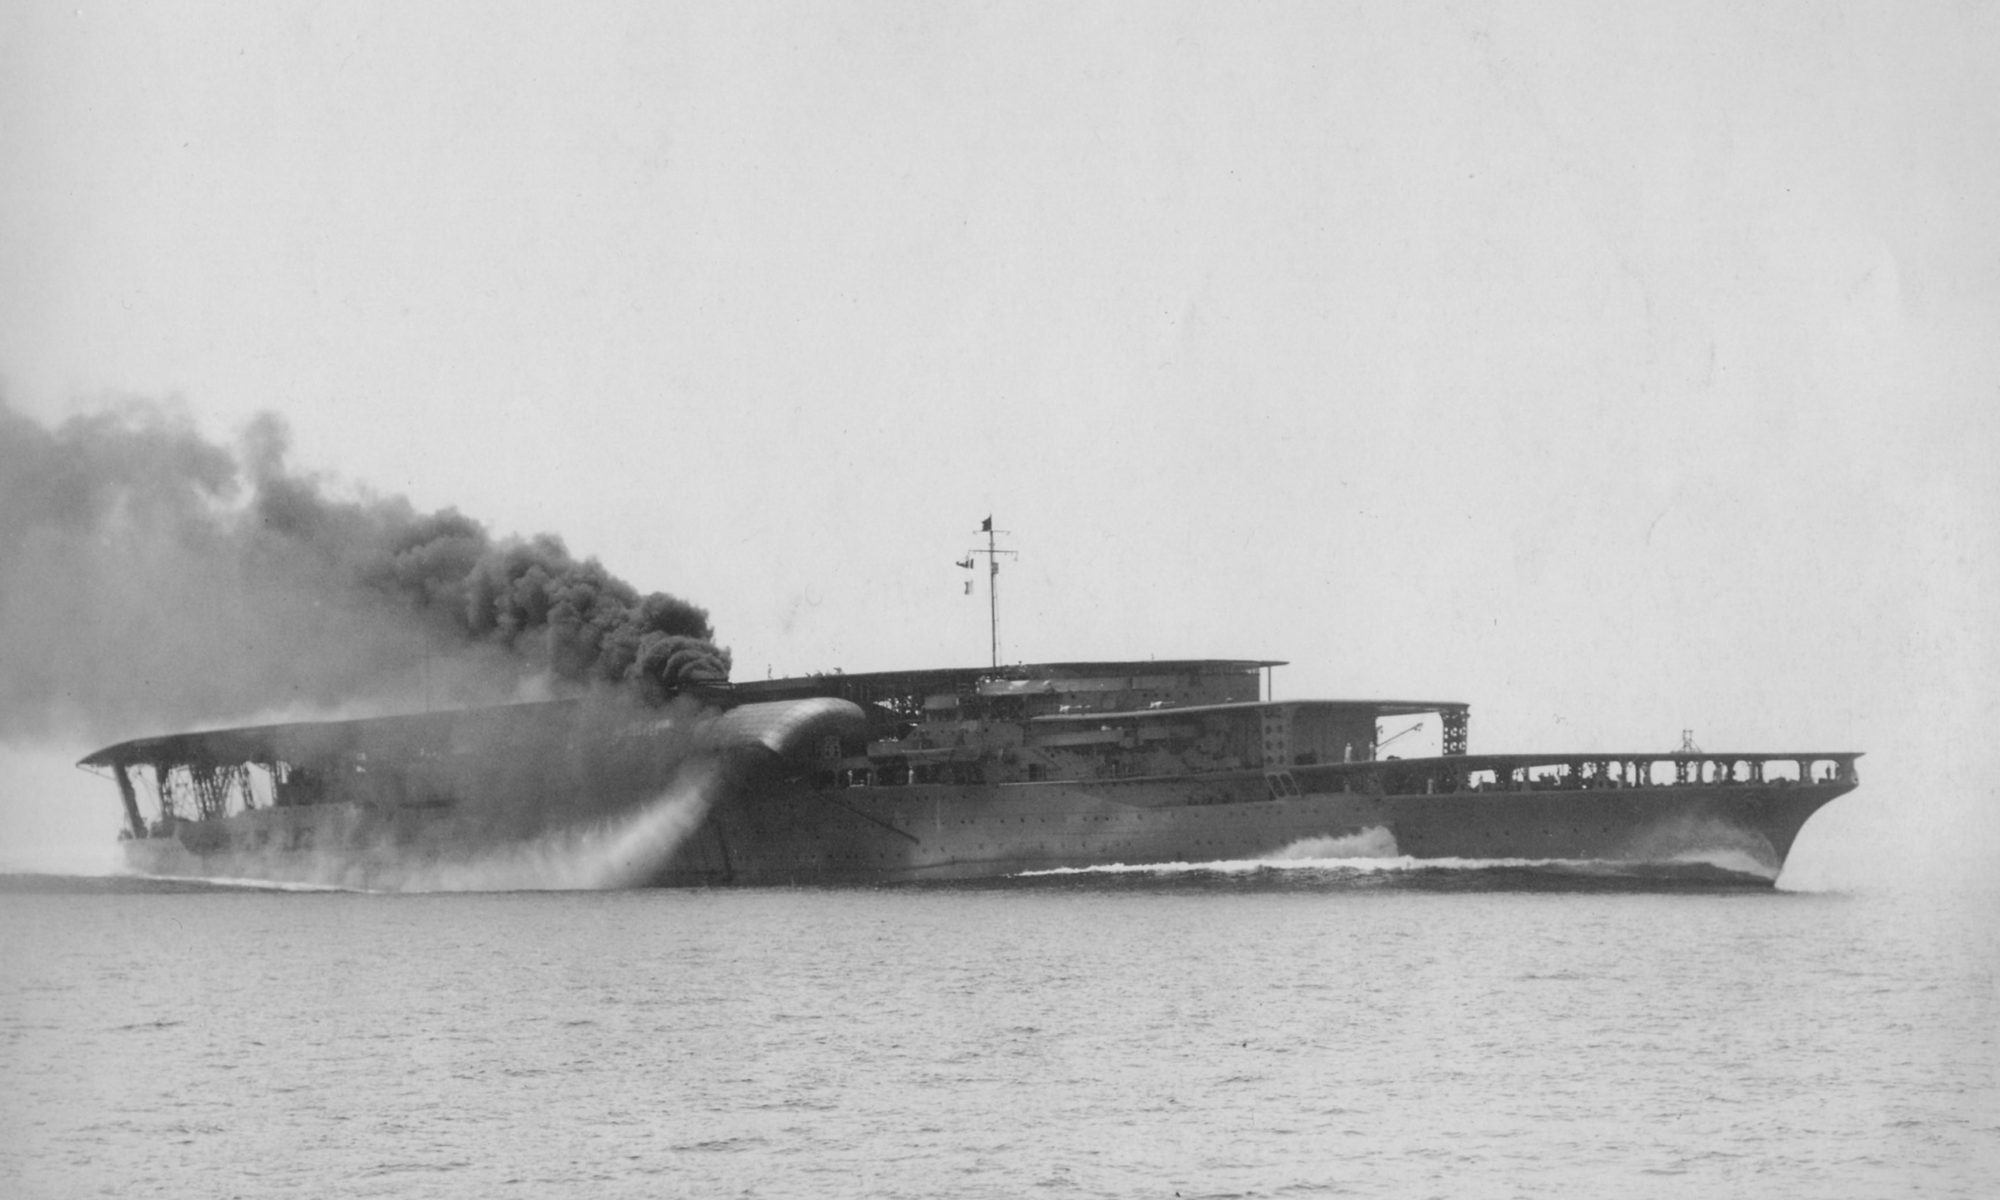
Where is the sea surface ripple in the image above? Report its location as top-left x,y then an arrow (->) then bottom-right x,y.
2,871 -> 1994,1198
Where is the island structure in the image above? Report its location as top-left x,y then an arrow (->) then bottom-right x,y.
77,658 -> 1860,888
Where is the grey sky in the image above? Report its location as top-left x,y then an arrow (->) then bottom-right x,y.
2,2 -> 1995,885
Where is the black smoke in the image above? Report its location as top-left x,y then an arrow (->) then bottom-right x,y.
0,395 -> 730,744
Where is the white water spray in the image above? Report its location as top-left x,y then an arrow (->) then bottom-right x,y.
1270,828 -> 1402,860
1017,826 -> 1406,877
1623,814 -> 1781,881
1014,822 -> 1781,881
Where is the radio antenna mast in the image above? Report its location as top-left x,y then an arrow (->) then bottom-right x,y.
958,516 -> 1017,668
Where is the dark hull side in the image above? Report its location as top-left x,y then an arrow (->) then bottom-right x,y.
119,771 -> 1854,889
656,775 -> 1848,886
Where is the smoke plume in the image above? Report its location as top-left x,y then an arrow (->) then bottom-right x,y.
0,395 -> 730,744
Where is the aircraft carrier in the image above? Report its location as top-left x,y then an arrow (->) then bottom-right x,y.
79,658 -> 1860,888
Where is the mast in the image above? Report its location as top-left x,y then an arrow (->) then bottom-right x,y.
960,516 -> 1017,669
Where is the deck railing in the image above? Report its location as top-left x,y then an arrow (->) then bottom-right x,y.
1293,752 -> 1861,797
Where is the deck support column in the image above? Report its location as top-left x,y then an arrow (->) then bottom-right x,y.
113,765 -> 145,839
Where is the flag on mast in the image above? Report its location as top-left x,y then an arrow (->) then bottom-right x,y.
980,515 -> 992,532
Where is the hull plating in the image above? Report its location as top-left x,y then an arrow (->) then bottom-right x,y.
118,776 -> 1851,888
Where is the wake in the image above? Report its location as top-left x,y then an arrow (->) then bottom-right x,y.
1013,825 -> 1780,883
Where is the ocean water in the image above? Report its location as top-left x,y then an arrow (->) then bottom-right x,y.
2,868 -> 1995,1199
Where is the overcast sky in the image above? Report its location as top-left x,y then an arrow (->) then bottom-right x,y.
3,2 -> 1995,886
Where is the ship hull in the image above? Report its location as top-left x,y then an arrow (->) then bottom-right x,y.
657,775 -> 1850,886
118,773 -> 1852,888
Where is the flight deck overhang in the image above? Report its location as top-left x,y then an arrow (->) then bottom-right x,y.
1027,698 -> 1468,724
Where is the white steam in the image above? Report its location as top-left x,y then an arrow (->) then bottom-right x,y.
112,762 -> 724,893
379,763 -> 723,892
